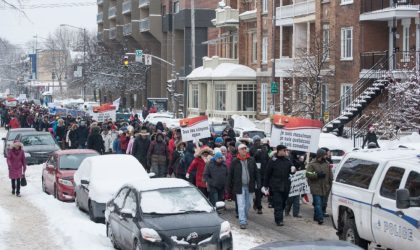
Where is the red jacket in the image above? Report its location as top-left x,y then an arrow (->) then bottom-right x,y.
120,135 -> 129,152
9,118 -> 20,129
187,157 -> 207,188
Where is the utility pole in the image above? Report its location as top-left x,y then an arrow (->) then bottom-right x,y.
83,28 -> 87,101
191,0 -> 195,70
271,0 -> 276,115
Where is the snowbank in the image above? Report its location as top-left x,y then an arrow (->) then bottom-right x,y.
0,205 -> 11,250
318,133 -> 354,152
231,228 -> 259,249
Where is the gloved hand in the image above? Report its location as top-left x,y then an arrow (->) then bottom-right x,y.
186,173 -> 190,179
291,166 -> 296,173
261,187 -> 269,196
317,171 -> 326,179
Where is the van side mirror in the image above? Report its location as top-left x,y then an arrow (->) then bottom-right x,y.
81,179 -> 90,185
1,137 -> 5,141
396,189 -> 410,209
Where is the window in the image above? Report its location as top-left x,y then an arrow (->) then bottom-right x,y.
122,190 -> 138,214
261,83 -> 268,113
341,27 -> 353,60
321,83 -> 329,116
322,24 -> 330,59
231,34 -> 238,59
215,84 -> 226,111
237,84 -> 256,111
114,188 -> 130,209
59,154 -> 97,170
380,167 -> 405,200
336,158 -> 379,189
191,84 -> 198,108
340,84 -> 352,111
341,0 -> 353,4
252,32 -> 257,63
262,0 -> 268,13
405,171 -> 420,198
403,25 -> 410,62
262,35 -> 268,64
173,1 -> 180,13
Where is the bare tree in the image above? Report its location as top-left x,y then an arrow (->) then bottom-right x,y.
287,36 -> 334,119
0,37 -> 26,94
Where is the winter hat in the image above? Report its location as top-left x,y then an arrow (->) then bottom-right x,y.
213,151 -> 224,160
215,137 -> 223,144
238,144 -> 247,150
252,135 -> 261,143
220,146 -> 227,152
316,148 -> 327,158
12,140 -> 23,149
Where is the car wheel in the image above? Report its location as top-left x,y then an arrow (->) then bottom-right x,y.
89,201 -> 99,223
342,218 -> 368,249
133,239 -> 142,250
42,177 -> 47,194
107,224 -> 119,249
75,194 -> 83,211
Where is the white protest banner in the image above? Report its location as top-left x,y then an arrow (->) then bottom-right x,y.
180,116 -> 211,142
90,103 -> 117,122
270,115 -> 322,153
289,170 -> 310,197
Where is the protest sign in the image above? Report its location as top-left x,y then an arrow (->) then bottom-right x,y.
90,103 -> 117,122
270,115 -> 322,153
289,170 -> 310,197
179,116 -> 211,142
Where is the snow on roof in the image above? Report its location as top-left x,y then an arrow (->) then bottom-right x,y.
232,114 -> 257,129
187,63 -> 256,80
126,178 -> 191,192
318,133 -> 354,152
69,51 -> 84,62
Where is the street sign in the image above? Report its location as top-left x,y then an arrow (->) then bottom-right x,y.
135,49 -> 143,62
144,54 -> 152,65
271,81 -> 278,94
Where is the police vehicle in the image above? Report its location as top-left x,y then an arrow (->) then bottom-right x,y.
331,147 -> 420,249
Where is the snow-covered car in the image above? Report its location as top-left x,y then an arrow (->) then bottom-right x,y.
15,132 -> 60,165
234,127 -> 268,144
73,154 -> 150,222
2,128 -> 36,158
143,112 -> 174,125
105,178 -> 232,250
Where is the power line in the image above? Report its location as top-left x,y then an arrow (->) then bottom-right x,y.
0,2 -> 96,10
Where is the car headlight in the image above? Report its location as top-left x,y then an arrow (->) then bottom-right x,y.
141,228 -> 162,243
219,221 -> 231,239
58,178 -> 73,187
24,152 -> 31,158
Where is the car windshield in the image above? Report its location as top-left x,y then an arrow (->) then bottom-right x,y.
21,134 -> 56,146
7,131 -> 32,141
141,187 -> 213,215
59,154 -> 97,170
246,131 -> 266,139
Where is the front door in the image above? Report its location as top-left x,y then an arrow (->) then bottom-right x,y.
340,84 -> 352,112
119,189 -> 139,249
371,164 -> 405,249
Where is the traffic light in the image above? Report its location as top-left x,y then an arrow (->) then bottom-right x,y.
123,56 -> 129,67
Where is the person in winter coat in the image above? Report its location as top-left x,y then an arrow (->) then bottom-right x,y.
171,141 -> 186,177
101,127 -> 113,154
132,128 -> 150,170
76,121 -> 89,149
167,129 -> 181,173
147,132 -> 169,177
39,116 -> 50,132
203,152 -> 228,206
227,144 -> 260,229
7,141 -> 26,197
179,142 -> 196,182
362,126 -> 380,149
285,154 -> 306,217
68,124 -> 79,149
87,126 -> 105,154
262,145 -> 295,226
55,119 -> 67,149
187,147 -> 213,197
249,135 -> 269,215
113,131 -> 122,154
119,131 -> 129,154
8,115 -> 20,129
306,148 -> 333,225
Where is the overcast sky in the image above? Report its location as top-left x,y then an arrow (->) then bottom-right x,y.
0,0 -> 97,50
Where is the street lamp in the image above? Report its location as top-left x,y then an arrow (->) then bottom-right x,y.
60,24 -> 87,101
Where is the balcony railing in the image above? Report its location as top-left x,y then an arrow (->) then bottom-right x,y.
108,6 -> 116,19
139,18 -> 150,32
109,27 -> 117,39
122,0 -> 131,14
123,23 -> 132,36
139,0 -> 150,8
214,6 -> 239,28
97,0 -> 103,5
360,51 -> 389,70
97,12 -> 103,23
361,51 -> 420,71
277,0 -> 315,19
361,0 -> 417,13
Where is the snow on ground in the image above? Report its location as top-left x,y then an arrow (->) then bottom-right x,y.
231,228 -> 259,249
0,205 -> 11,250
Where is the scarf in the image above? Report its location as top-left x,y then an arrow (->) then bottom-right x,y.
236,153 -> 250,161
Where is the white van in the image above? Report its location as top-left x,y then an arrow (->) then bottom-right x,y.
331,148 -> 420,249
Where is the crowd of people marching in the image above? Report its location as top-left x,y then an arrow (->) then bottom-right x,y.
1,102 -> 335,229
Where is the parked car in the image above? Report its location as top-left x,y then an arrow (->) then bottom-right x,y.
2,128 -> 36,157
41,149 -> 99,201
14,131 -> 60,165
105,178 -> 232,250
143,112 -> 174,125
74,154 -> 150,222
251,240 -> 362,250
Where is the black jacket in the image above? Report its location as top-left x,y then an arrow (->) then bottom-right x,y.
87,128 -> 105,154
203,159 -> 228,190
362,131 -> 380,148
68,129 -> 79,149
264,156 -> 293,192
76,126 -> 89,146
132,136 -> 150,167
56,126 -> 67,141
249,144 -> 270,180
228,156 -> 260,195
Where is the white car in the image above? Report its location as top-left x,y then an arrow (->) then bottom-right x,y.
234,127 -> 268,144
332,147 -> 420,249
74,154 -> 150,222
144,112 -> 174,125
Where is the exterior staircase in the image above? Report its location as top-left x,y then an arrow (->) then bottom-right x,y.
323,53 -> 393,134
